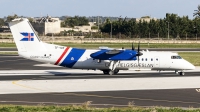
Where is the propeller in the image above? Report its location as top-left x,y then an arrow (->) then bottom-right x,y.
132,43 -> 135,50
135,42 -> 143,66
130,42 -> 143,66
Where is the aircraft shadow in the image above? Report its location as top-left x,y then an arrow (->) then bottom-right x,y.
46,71 -> 200,79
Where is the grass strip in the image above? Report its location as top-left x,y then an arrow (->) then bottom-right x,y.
58,43 -> 200,49
178,52 -> 200,66
0,105 -> 199,112
0,52 -> 17,55
1,43 -> 200,48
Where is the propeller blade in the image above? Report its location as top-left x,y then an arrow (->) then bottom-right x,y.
137,55 -> 140,67
132,43 -> 135,50
136,42 -> 143,56
137,42 -> 140,66
138,42 -> 142,55
139,42 -> 141,52
136,42 -> 143,66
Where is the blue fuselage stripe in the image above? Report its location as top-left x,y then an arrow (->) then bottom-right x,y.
60,48 -> 86,68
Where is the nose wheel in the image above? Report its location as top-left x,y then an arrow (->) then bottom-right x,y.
175,70 -> 185,76
179,72 -> 185,76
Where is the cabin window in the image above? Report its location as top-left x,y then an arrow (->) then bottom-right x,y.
142,58 -> 144,61
177,56 -> 182,59
171,56 -> 182,59
151,58 -> 153,61
146,58 -> 147,61
156,58 -> 158,61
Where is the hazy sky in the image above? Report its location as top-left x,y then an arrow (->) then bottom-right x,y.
0,0 -> 199,19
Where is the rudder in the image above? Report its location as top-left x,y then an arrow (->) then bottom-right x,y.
9,18 -> 46,52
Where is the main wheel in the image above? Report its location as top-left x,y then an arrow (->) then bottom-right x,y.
103,70 -> 109,74
114,69 -> 119,74
109,70 -> 114,75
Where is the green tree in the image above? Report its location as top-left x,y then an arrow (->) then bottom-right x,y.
100,12 -> 200,39
129,19 -> 139,38
100,18 -> 111,33
6,14 -> 18,22
62,16 -> 89,27
193,5 -> 200,18
0,18 -> 5,27
155,20 -> 162,38
149,19 -> 157,37
179,16 -> 190,39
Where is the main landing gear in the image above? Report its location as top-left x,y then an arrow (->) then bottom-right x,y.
103,69 -> 119,75
102,60 -> 120,75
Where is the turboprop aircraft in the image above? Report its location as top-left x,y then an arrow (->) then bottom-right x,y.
9,18 -> 195,76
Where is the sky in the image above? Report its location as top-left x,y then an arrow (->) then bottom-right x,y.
0,0 -> 199,19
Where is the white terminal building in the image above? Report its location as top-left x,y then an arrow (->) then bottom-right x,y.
32,16 -> 61,35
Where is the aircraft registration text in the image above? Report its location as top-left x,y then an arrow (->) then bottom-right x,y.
30,56 -> 51,59
105,63 -> 154,68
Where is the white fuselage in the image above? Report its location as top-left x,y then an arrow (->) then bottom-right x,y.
18,42 -> 195,71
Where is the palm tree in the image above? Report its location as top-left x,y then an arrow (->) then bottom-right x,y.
193,5 -> 200,18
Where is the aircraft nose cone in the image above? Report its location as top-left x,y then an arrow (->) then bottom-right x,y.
182,59 -> 195,70
189,63 -> 195,70
186,61 -> 195,70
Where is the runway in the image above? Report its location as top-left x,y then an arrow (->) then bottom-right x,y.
0,55 -> 200,108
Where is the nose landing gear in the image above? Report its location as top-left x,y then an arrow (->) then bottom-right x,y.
175,70 -> 185,76
179,72 -> 185,76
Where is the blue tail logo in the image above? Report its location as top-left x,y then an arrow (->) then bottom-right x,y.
20,33 -> 34,41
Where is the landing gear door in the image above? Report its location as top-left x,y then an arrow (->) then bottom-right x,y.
154,57 -> 160,68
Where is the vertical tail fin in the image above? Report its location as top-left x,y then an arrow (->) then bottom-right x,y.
9,18 -> 46,52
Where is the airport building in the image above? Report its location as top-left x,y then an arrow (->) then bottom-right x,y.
60,22 -> 97,33
32,16 -> 60,35
32,16 -> 97,35
135,16 -> 157,23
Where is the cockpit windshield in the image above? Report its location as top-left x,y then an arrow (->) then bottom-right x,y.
171,55 -> 182,59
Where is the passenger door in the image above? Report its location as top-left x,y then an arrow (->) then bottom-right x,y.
154,57 -> 160,68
